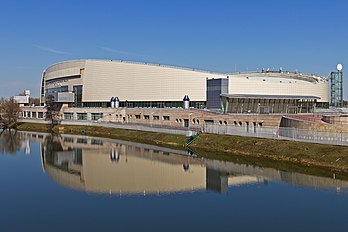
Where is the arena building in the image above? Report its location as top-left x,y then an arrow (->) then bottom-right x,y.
41,59 -> 225,109
40,59 -> 329,113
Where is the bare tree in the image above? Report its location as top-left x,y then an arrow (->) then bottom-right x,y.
45,94 -> 61,132
0,97 -> 4,132
0,97 -> 20,130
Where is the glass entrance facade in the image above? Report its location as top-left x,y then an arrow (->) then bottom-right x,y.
221,94 -> 319,114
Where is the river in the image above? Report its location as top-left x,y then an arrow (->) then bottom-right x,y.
0,131 -> 347,232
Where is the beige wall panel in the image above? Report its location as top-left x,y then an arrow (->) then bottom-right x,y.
82,60 -> 223,102
228,76 -> 329,102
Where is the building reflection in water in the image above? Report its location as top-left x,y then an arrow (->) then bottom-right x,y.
18,132 -> 348,195
39,134 -> 206,195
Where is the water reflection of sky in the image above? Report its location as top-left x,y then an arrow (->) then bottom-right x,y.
0,132 -> 348,232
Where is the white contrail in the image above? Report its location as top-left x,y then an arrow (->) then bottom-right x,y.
34,45 -> 71,55
97,46 -> 145,57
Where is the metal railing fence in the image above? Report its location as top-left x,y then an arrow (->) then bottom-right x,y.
203,124 -> 348,146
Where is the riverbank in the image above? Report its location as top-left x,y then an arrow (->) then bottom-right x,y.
189,134 -> 348,179
16,122 -> 348,177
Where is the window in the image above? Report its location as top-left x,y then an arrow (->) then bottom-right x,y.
135,115 -> 141,119
32,112 -> 37,118
64,137 -> 74,143
163,116 -> 170,121
153,115 -> 160,120
77,138 -> 87,144
144,115 -> 150,120
73,85 -> 83,107
64,113 -> 74,120
91,139 -> 103,145
74,149 -> 83,165
77,113 -> 87,120
91,113 -> 103,121
38,112 -> 44,119
204,120 -> 214,124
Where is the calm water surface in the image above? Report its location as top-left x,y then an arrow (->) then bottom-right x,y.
0,131 -> 348,232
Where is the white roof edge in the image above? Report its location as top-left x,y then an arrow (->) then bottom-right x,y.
44,59 -> 226,76
228,71 -> 327,82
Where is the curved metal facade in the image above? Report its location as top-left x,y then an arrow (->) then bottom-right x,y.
42,60 -> 329,106
42,60 -> 225,104
228,72 -> 329,103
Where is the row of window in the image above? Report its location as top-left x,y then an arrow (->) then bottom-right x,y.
63,113 -> 104,121
22,111 -> 44,119
174,118 -> 201,124
222,121 -> 264,127
47,100 -> 207,109
63,137 -> 104,145
125,115 -> 263,127
127,114 -> 170,121
23,111 -> 264,127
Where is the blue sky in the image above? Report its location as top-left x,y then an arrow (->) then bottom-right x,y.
0,0 -> 347,98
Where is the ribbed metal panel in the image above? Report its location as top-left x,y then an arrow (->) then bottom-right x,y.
82,60 -> 223,102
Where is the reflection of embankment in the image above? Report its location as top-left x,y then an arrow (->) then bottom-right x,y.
206,159 -> 348,193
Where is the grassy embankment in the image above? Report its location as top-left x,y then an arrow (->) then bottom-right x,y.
17,122 -> 348,178
189,133 -> 348,179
